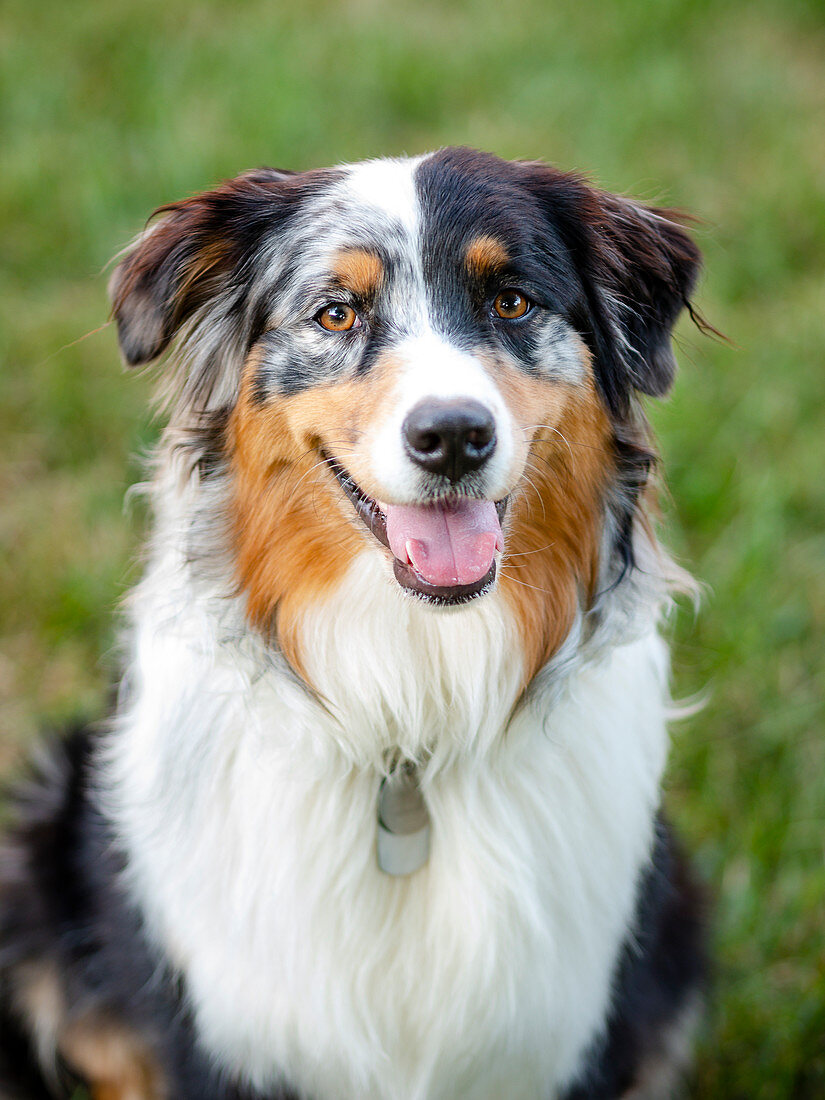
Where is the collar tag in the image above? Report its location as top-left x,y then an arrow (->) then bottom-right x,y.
377,765 -> 430,876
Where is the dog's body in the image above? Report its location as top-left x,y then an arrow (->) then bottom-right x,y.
1,149 -> 705,1099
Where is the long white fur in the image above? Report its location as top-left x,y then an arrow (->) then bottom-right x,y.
102,461 -> 672,1100
101,155 -> 678,1100
344,156 -> 426,235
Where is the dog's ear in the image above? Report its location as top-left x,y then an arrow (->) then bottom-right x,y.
109,168 -> 293,368
526,168 -> 702,415
583,189 -> 702,409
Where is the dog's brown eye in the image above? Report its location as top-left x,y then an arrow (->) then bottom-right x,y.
493,290 -> 530,320
317,303 -> 358,332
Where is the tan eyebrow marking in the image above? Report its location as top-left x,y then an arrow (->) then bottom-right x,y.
332,249 -> 384,297
464,236 -> 510,278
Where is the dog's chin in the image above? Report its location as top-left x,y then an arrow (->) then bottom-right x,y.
323,453 -> 506,606
391,558 -> 498,606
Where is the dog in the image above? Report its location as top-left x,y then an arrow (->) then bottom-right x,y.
0,147 -> 706,1100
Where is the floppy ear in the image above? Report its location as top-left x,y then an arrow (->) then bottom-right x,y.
582,189 -> 701,410
109,205 -> 225,368
109,168 -> 293,368
526,167 -> 702,415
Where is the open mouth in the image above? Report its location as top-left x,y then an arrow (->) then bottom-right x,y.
324,454 -> 507,605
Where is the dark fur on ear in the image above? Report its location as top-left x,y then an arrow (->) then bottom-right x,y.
109,168 -> 295,368
525,167 -> 702,416
583,189 -> 702,408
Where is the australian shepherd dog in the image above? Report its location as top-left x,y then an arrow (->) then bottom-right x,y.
0,148 -> 706,1100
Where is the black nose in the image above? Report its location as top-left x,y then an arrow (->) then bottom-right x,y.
402,399 -> 497,482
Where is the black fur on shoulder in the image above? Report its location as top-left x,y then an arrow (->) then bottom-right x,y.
0,725 -> 297,1100
0,995 -> 54,1099
563,819 -> 707,1099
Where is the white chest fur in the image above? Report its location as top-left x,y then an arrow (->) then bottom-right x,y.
105,551 -> 670,1100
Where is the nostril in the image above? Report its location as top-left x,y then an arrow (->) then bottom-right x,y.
409,429 -> 442,455
465,423 -> 495,451
402,399 -> 497,481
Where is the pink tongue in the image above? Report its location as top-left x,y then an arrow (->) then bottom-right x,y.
384,499 -> 503,587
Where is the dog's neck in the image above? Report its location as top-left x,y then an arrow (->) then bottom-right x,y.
290,552 -> 528,770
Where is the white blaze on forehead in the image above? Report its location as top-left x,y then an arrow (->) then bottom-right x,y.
338,159 -> 520,504
261,156 -> 430,326
342,155 -> 427,235
338,155 -> 431,335
370,332 -> 517,503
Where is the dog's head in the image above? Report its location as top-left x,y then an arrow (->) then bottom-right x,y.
111,148 -> 700,679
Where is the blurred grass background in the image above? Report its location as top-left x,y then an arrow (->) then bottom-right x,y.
1,0 -> 824,1094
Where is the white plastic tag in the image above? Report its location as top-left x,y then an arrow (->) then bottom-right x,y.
376,768 -> 430,875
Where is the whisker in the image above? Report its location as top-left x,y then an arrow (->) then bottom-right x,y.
523,455 -> 576,499
503,542 -> 556,560
281,447 -> 355,510
520,473 -> 546,521
498,570 -> 554,596
529,425 -> 576,465
524,454 -> 572,489
522,425 -> 605,455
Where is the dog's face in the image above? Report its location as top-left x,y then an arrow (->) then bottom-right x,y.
111,148 -> 700,677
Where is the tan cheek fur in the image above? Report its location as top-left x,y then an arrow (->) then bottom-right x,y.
491,349 -> 613,685
229,353 -> 402,681
11,961 -> 166,1100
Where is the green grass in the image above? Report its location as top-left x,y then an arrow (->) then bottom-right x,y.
2,0 -> 824,1093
